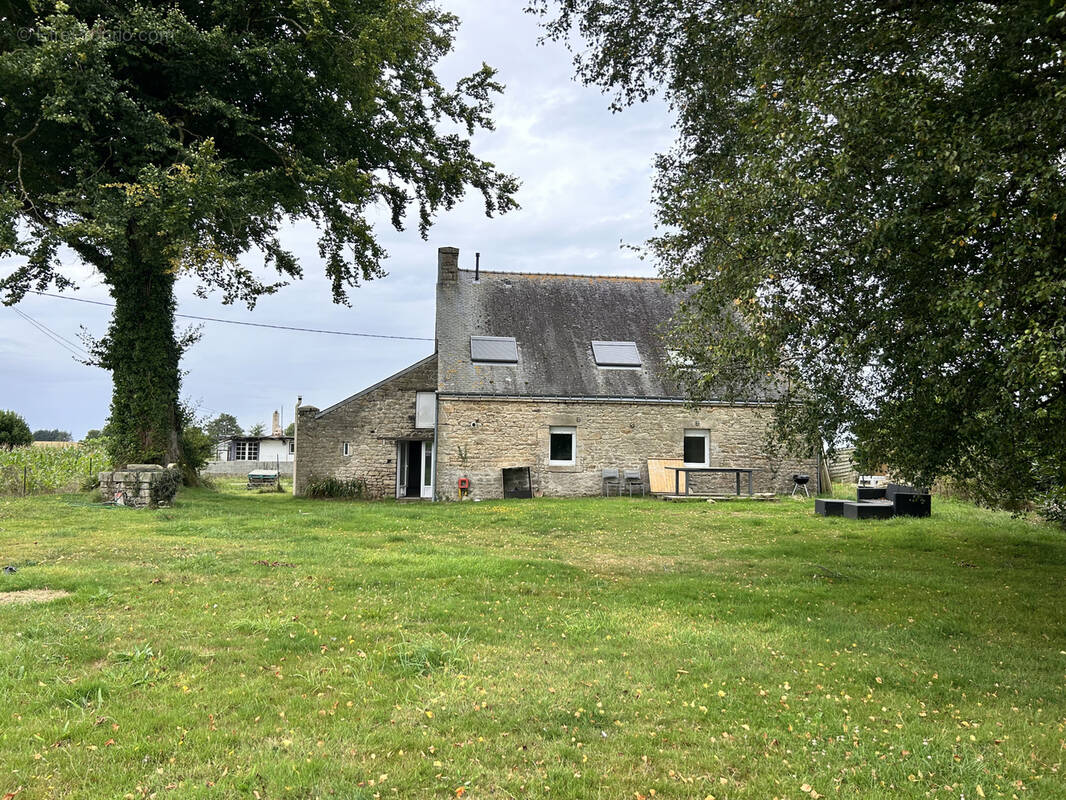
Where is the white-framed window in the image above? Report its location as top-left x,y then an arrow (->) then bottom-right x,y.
288,440 -> 295,455
683,429 -> 710,467
548,426 -> 576,466
234,440 -> 260,461
342,442 -> 350,457
415,392 -> 436,429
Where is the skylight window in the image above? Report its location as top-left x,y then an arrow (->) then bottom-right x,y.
591,340 -> 642,367
470,335 -> 518,363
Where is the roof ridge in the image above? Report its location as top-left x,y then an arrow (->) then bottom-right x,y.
458,268 -> 663,282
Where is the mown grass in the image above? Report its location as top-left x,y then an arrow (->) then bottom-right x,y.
0,487 -> 1064,799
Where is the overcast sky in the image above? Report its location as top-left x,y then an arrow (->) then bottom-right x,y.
0,2 -> 673,439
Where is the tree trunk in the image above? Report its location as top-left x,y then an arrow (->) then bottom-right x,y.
103,247 -> 184,467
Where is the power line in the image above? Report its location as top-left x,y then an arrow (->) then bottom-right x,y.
17,307 -> 89,356
12,307 -> 79,357
10,307 -> 90,361
28,290 -> 434,342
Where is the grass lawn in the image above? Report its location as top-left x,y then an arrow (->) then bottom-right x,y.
1,486 -> 1064,799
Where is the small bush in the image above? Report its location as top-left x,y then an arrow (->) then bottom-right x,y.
149,468 -> 183,507
1039,491 -> 1066,530
304,475 -> 367,500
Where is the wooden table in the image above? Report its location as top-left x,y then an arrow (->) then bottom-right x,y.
665,466 -> 756,497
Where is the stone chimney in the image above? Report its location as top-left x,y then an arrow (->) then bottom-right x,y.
271,410 -> 283,437
437,246 -> 459,283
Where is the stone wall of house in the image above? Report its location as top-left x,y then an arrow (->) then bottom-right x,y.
436,397 -> 817,500
294,356 -> 437,498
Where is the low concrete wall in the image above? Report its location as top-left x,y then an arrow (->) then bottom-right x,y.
203,460 -> 294,476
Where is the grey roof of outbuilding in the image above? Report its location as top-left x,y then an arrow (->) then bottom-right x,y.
435,269 -> 688,399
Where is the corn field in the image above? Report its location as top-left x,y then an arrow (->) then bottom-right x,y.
0,442 -> 110,495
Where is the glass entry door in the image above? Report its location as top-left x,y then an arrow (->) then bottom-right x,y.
397,440 -> 434,499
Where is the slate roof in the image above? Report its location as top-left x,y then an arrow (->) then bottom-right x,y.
435,269 -> 687,399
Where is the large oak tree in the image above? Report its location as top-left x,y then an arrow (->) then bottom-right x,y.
1,1 -> 517,466
536,0 -> 1066,508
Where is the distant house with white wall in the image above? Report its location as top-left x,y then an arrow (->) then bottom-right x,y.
208,411 -> 295,474
215,435 -> 294,463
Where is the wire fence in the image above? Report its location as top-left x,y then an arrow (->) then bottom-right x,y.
0,446 -> 106,496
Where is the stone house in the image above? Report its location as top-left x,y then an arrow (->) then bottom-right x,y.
294,247 -> 817,500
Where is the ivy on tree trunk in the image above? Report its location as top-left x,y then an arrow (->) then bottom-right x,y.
99,243 -> 183,466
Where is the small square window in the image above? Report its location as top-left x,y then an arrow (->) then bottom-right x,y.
342,442 -> 350,457
548,426 -> 576,466
289,440 -> 295,455
683,429 -> 709,467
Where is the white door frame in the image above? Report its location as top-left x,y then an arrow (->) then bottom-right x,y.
420,440 -> 434,498
395,441 -> 407,499
397,439 -> 434,499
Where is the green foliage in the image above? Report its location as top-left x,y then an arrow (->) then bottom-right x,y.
1040,490 -> 1066,529
284,422 -> 295,436
536,0 -> 1066,509
203,413 -> 241,442
0,2 -> 518,465
178,420 -> 216,485
247,423 -> 266,437
148,467 -> 183,507
304,475 -> 368,500
84,429 -> 103,441
0,440 -> 109,494
31,428 -> 72,442
0,409 -> 32,450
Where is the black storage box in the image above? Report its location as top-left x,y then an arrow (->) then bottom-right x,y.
842,500 -> 894,520
857,486 -> 887,500
815,498 -> 847,517
884,484 -> 931,517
